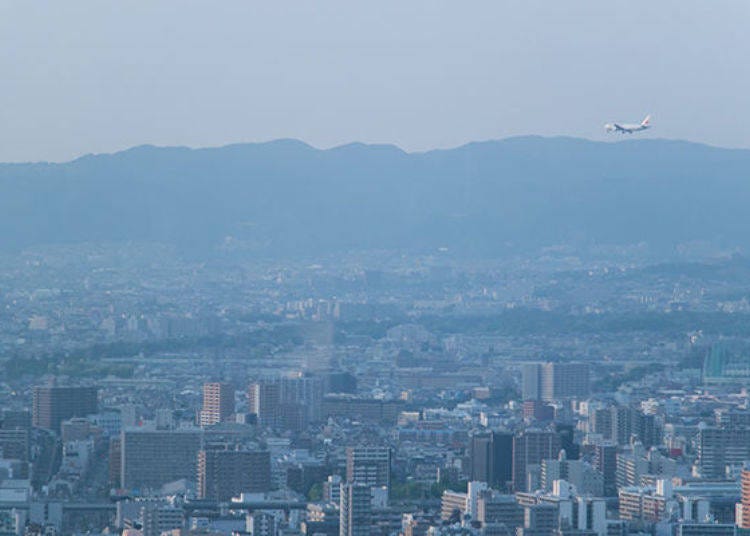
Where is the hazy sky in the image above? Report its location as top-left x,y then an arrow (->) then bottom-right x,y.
1,1 -> 748,162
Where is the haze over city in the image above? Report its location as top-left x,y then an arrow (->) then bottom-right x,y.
1,3 -> 750,536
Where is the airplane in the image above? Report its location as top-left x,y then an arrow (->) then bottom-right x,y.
604,115 -> 651,134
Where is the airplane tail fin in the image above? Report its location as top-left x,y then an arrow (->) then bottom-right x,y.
641,115 -> 651,126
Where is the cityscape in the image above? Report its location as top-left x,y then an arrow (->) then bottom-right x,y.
1,243 -> 750,535
2,2 -> 750,536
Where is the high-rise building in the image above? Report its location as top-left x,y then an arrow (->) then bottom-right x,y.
592,405 -> 662,448
593,442 -> 618,496
632,411 -> 661,448
278,373 -> 324,422
120,427 -> 203,491
32,386 -> 98,432
737,465 -> 750,529
521,363 -> 589,401
522,364 -> 543,401
248,381 -> 282,428
469,431 -> 513,489
109,437 -> 121,488
340,482 -> 372,536
616,445 -> 649,489
554,422 -> 580,460
470,432 -> 494,484
199,382 -> 234,427
197,445 -> 271,501
249,374 -> 324,429
611,406 -> 633,445
590,407 -> 613,440
346,446 -> 391,490
696,426 -> 750,479
541,363 -> 589,401
512,430 -> 561,492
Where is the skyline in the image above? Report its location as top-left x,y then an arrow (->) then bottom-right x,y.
0,1 -> 748,162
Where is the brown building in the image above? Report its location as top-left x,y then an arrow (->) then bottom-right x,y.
739,466 -> 750,529
197,445 -> 271,501
32,386 -> 98,432
522,363 -> 589,401
200,383 -> 235,427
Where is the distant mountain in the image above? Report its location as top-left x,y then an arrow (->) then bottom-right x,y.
0,137 -> 748,257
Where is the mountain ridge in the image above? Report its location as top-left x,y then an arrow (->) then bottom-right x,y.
0,136 -> 747,257
4,135 -> 738,167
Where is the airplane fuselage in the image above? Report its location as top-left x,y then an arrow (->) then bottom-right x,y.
613,123 -> 648,133
605,115 -> 651,134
